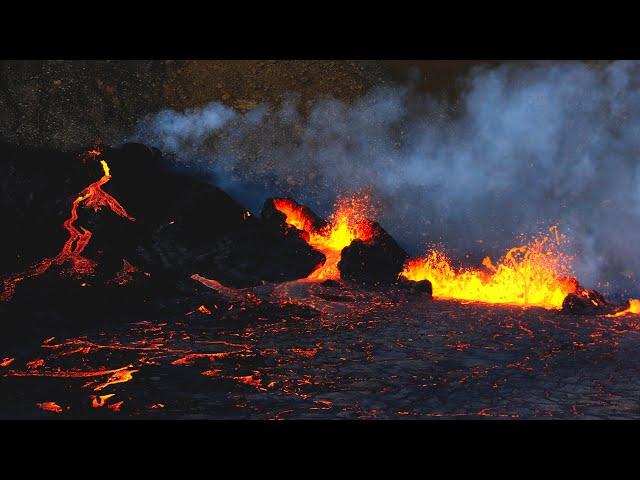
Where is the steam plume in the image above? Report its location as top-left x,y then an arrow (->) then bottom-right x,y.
130,61 -> 640,296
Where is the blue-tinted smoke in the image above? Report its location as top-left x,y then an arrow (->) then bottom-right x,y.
130,61 -> 640,296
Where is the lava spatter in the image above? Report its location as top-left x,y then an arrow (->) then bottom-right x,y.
400,226 -> 579,309
273,195 -> 375,281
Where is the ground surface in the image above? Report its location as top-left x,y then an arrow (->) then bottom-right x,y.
1,279 -> 639,420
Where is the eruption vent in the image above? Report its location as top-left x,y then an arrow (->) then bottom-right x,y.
273,195 -> 375,281
400,226 -> 579,309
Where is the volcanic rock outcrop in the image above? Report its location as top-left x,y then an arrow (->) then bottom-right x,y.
337,222 -> 409,286
561,288 -> 611,315
396,276 -> 433,297
0,142 -> 325,291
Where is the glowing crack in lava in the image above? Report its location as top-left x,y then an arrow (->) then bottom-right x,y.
607,299 -> 640,317
400,226 -> 579,309
273,195 -> 375,281
1,150 -> 135,301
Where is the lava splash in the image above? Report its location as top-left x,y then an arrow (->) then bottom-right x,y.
1,149 -> 135,301
273,195 -> 375,281
400,226 -> 579,309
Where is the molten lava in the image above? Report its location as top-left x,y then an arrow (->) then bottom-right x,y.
91,394 -> 115,408
37,401 -> 63,413
607,299 -> 640,317
1,150 -> 135,301
401,226 -> 579,309
273,195 -> 375,281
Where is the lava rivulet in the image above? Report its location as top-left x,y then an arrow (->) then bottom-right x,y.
400,226 -> 579,309
1,150 -> 135,301
607,299 -> 640,317
273,195 -> 375,281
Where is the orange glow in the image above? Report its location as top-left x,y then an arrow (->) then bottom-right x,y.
290,347 -> 319,358
37,402 -> 63,413
1,151 -> 135,301
400,226 -> 578,309
186,304 -> 213,316
0,358 -> 15,367
112,259 -> 138,286
170,352 -> 236,366
273,195 -> 375,281
93,366 -> 138,391
6,365 -> 135,379
91,394 -> 115,408
607,299 -> 640,317
108,401 -> 124,412
272,199 -> 317,233
26,359 -> 45,369
233,374 -> 266,390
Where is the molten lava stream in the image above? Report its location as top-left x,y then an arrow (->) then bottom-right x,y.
273,196 -> 375,281
607,299 -> 640,317
1,151 -> 135,301
400,226 -> 579,309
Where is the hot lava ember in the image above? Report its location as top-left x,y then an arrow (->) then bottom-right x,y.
400,226 -> 579,309
1,150 -> 135,301
37,401 -> 63,414
273,195 -> 375,281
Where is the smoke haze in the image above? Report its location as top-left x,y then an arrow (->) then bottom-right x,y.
130,61 -> 640,296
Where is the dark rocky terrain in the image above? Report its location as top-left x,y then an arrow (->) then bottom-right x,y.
2,278 -> 639,419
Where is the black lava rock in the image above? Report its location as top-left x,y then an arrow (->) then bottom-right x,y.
338,222 -> 408,286
397,277 -> 433,297
561,289 -> 610,315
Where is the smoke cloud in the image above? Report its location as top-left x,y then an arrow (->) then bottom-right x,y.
130,61 -> 640,296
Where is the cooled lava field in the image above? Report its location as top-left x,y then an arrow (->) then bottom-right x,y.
2,279 -> 640,419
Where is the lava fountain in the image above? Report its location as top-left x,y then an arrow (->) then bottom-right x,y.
400,226 -> 579,309
273,195 -> 375,281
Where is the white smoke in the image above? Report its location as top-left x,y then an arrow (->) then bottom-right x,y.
130,61 -> 640,296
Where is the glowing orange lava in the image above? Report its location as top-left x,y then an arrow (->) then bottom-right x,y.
37,401 -> 63,413
607,299 -> 640,317
91,394 -> 115,408
93,366 -> 138,391
400,226 -> 579,309
273,195 -> 375,281
1,150 -> 135,301
0,358 -> 15,367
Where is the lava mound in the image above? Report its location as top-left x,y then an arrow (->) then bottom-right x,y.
0,142 -> 325,293
338,222 -> 408,286
561,288 -> 613,315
